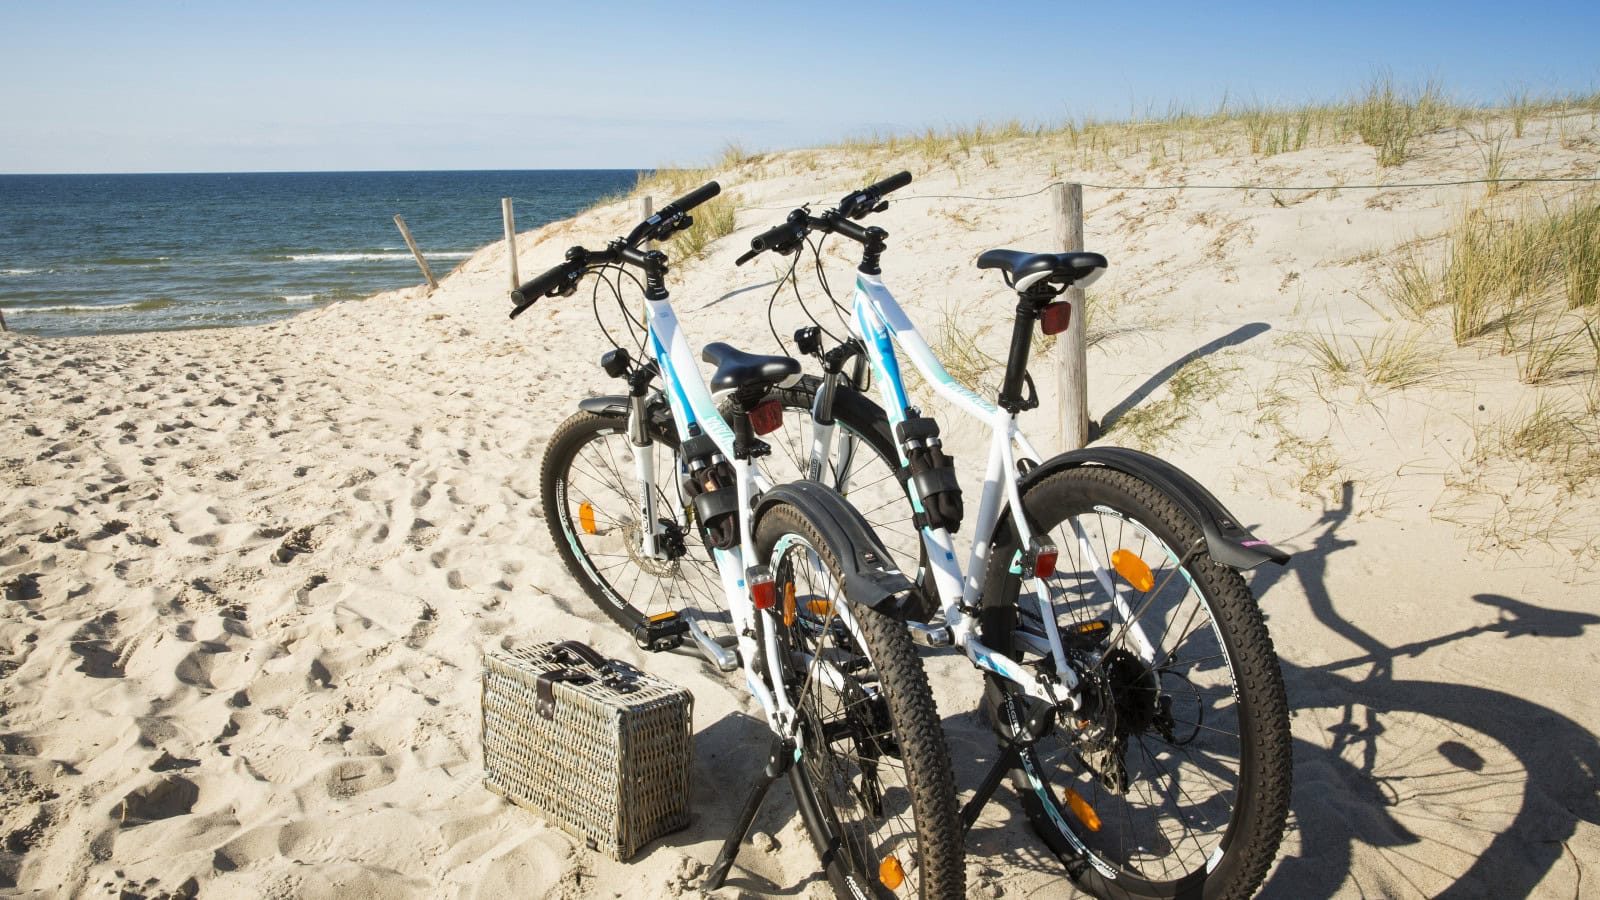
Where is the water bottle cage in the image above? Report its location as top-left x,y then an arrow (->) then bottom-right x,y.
896,416 -> 963,533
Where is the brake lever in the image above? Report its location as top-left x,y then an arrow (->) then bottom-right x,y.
735,248 -> 759,266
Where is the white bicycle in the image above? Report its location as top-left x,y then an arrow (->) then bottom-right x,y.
514,182 -> 964,898
735,172 -> 1294,900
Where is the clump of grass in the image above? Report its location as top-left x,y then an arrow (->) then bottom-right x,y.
1386,194 -> 1600,346
1549,199 -> 1600,308
666,193 -> 737,262
928,305 -> 1002,394
1356,329 -> 1435,388
1346,75 -> 1449,166
1293,330 -> 1356,382
1479,130 -> 1508,197
1496,397 -> 1600,488
635,166 -> 715,199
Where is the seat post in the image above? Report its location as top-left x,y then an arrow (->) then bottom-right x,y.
997,288 -> 1052,413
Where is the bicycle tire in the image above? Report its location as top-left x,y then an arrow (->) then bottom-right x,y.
979,466 -> 1290,900
540,409 -> 731,641
756,375 -> 938,621
754,502 -> 964,899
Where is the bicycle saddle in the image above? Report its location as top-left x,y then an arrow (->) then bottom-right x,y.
701,342 -> 801,393
977,249 -> 1107,291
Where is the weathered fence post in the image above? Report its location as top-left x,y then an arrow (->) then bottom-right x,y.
502,198 -> 519,292
1053,182 -> 1089,450
392,214 -> 438,290
0,306 -> 8,332
640,196 -> 654,249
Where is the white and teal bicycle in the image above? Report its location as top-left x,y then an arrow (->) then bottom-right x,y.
514,182 -> 964,899
735,173 -> 1294,900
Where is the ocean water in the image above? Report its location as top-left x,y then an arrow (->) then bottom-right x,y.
0,170 -> 638,337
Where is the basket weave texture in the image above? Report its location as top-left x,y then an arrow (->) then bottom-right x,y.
481,642 -> 694,860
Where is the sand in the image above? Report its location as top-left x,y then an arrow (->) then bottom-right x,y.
3,110 -> 1599,899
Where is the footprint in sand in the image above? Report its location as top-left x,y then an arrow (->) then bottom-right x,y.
271,526 -> 317,564
68,611 -> 124,678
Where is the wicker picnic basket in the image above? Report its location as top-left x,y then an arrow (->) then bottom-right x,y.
481,640 -> 694,860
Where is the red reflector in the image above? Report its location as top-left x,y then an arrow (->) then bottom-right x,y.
752,580 -> 775,609
749,399 -> 784,435
749,567 -> 776,609
1033,546 -> 1059,579
1040,302 -> 1072,336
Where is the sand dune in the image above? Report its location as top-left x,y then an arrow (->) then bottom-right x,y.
3,109 -> 1599,898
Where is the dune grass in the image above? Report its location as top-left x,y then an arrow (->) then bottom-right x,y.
666,193 -> 738,262
1385,192 -> 1600,346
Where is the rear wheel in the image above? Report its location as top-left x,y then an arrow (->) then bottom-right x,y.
980,467 -> 1290,900
755,503 -> 963,899
540,410 -> 731,643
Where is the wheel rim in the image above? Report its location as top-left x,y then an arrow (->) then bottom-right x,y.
555,426 -> 730,637
1018,506 -> 1246,886
771,533 -> 924,898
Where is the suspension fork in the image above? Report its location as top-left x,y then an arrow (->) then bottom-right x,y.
626,365 -> 663,559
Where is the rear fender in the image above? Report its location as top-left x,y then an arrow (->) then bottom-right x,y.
1008,446 -> 1290,570
754,480 -> 916,613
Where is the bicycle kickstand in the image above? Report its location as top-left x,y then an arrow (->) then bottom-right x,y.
702,736 -> 795,891
961,693 -> 1053,833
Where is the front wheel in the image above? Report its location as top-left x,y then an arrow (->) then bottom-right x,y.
539,410 -> 730,643
754,502 -> 964,899
980,466 -> 1290,900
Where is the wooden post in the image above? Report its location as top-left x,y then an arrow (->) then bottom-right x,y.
502,198 -> 519,292
640,195 -> 654,249
1053,183 -> 1088,450
0,306 -> 8,332
392,214 -> 438,290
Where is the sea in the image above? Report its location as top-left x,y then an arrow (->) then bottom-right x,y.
0,170 -> 639,338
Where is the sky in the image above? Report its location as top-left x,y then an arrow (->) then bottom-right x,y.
2,0 -> 1598,174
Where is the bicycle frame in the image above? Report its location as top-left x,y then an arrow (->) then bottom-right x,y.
804,271 -> 1163,710
626,293 -> 805,734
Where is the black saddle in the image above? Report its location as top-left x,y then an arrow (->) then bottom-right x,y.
701,342 -> 801,393
977,249 -> 1107,290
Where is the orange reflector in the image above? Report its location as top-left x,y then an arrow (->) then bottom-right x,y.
1063,786 -> 1102,832
879,855 -> 905,890
807,600 -> 833,617
578,502 -> 597,534
1111,549 -> 1154,592
782,582 -> 796,626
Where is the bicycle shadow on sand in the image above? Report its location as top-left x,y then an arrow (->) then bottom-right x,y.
1252,482 -> 1600,898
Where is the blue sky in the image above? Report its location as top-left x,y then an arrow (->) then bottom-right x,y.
2,0 -> 1597,173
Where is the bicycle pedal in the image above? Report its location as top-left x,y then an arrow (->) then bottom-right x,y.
1063,618 -> 1110,650
634,611 -> 689,652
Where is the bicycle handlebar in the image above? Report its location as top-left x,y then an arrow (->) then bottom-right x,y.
736,172 -> 911,268
838,170 -> 911,219
509,181 -> 720,317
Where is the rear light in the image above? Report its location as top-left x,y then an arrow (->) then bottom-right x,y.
748,566 -> 775,609
749,399 -> 784,435
1033,545 -> 1058,578
1040,301 -> 1072,336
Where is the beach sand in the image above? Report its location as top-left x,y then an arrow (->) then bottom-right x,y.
3,112 -> 1598,898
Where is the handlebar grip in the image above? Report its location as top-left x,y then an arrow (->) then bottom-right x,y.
665,181 -> 721,215
507,259 -> 580,318
869,170 -> 913,196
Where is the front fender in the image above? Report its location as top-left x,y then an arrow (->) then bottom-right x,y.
754,480 -> 916,613
1010,446 -> 1290,570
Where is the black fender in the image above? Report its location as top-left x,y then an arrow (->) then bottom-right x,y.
1008,446 -> 1290,570
578,395 -> 628,417
753,480 -> 917,613
577,394 -> 676,438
